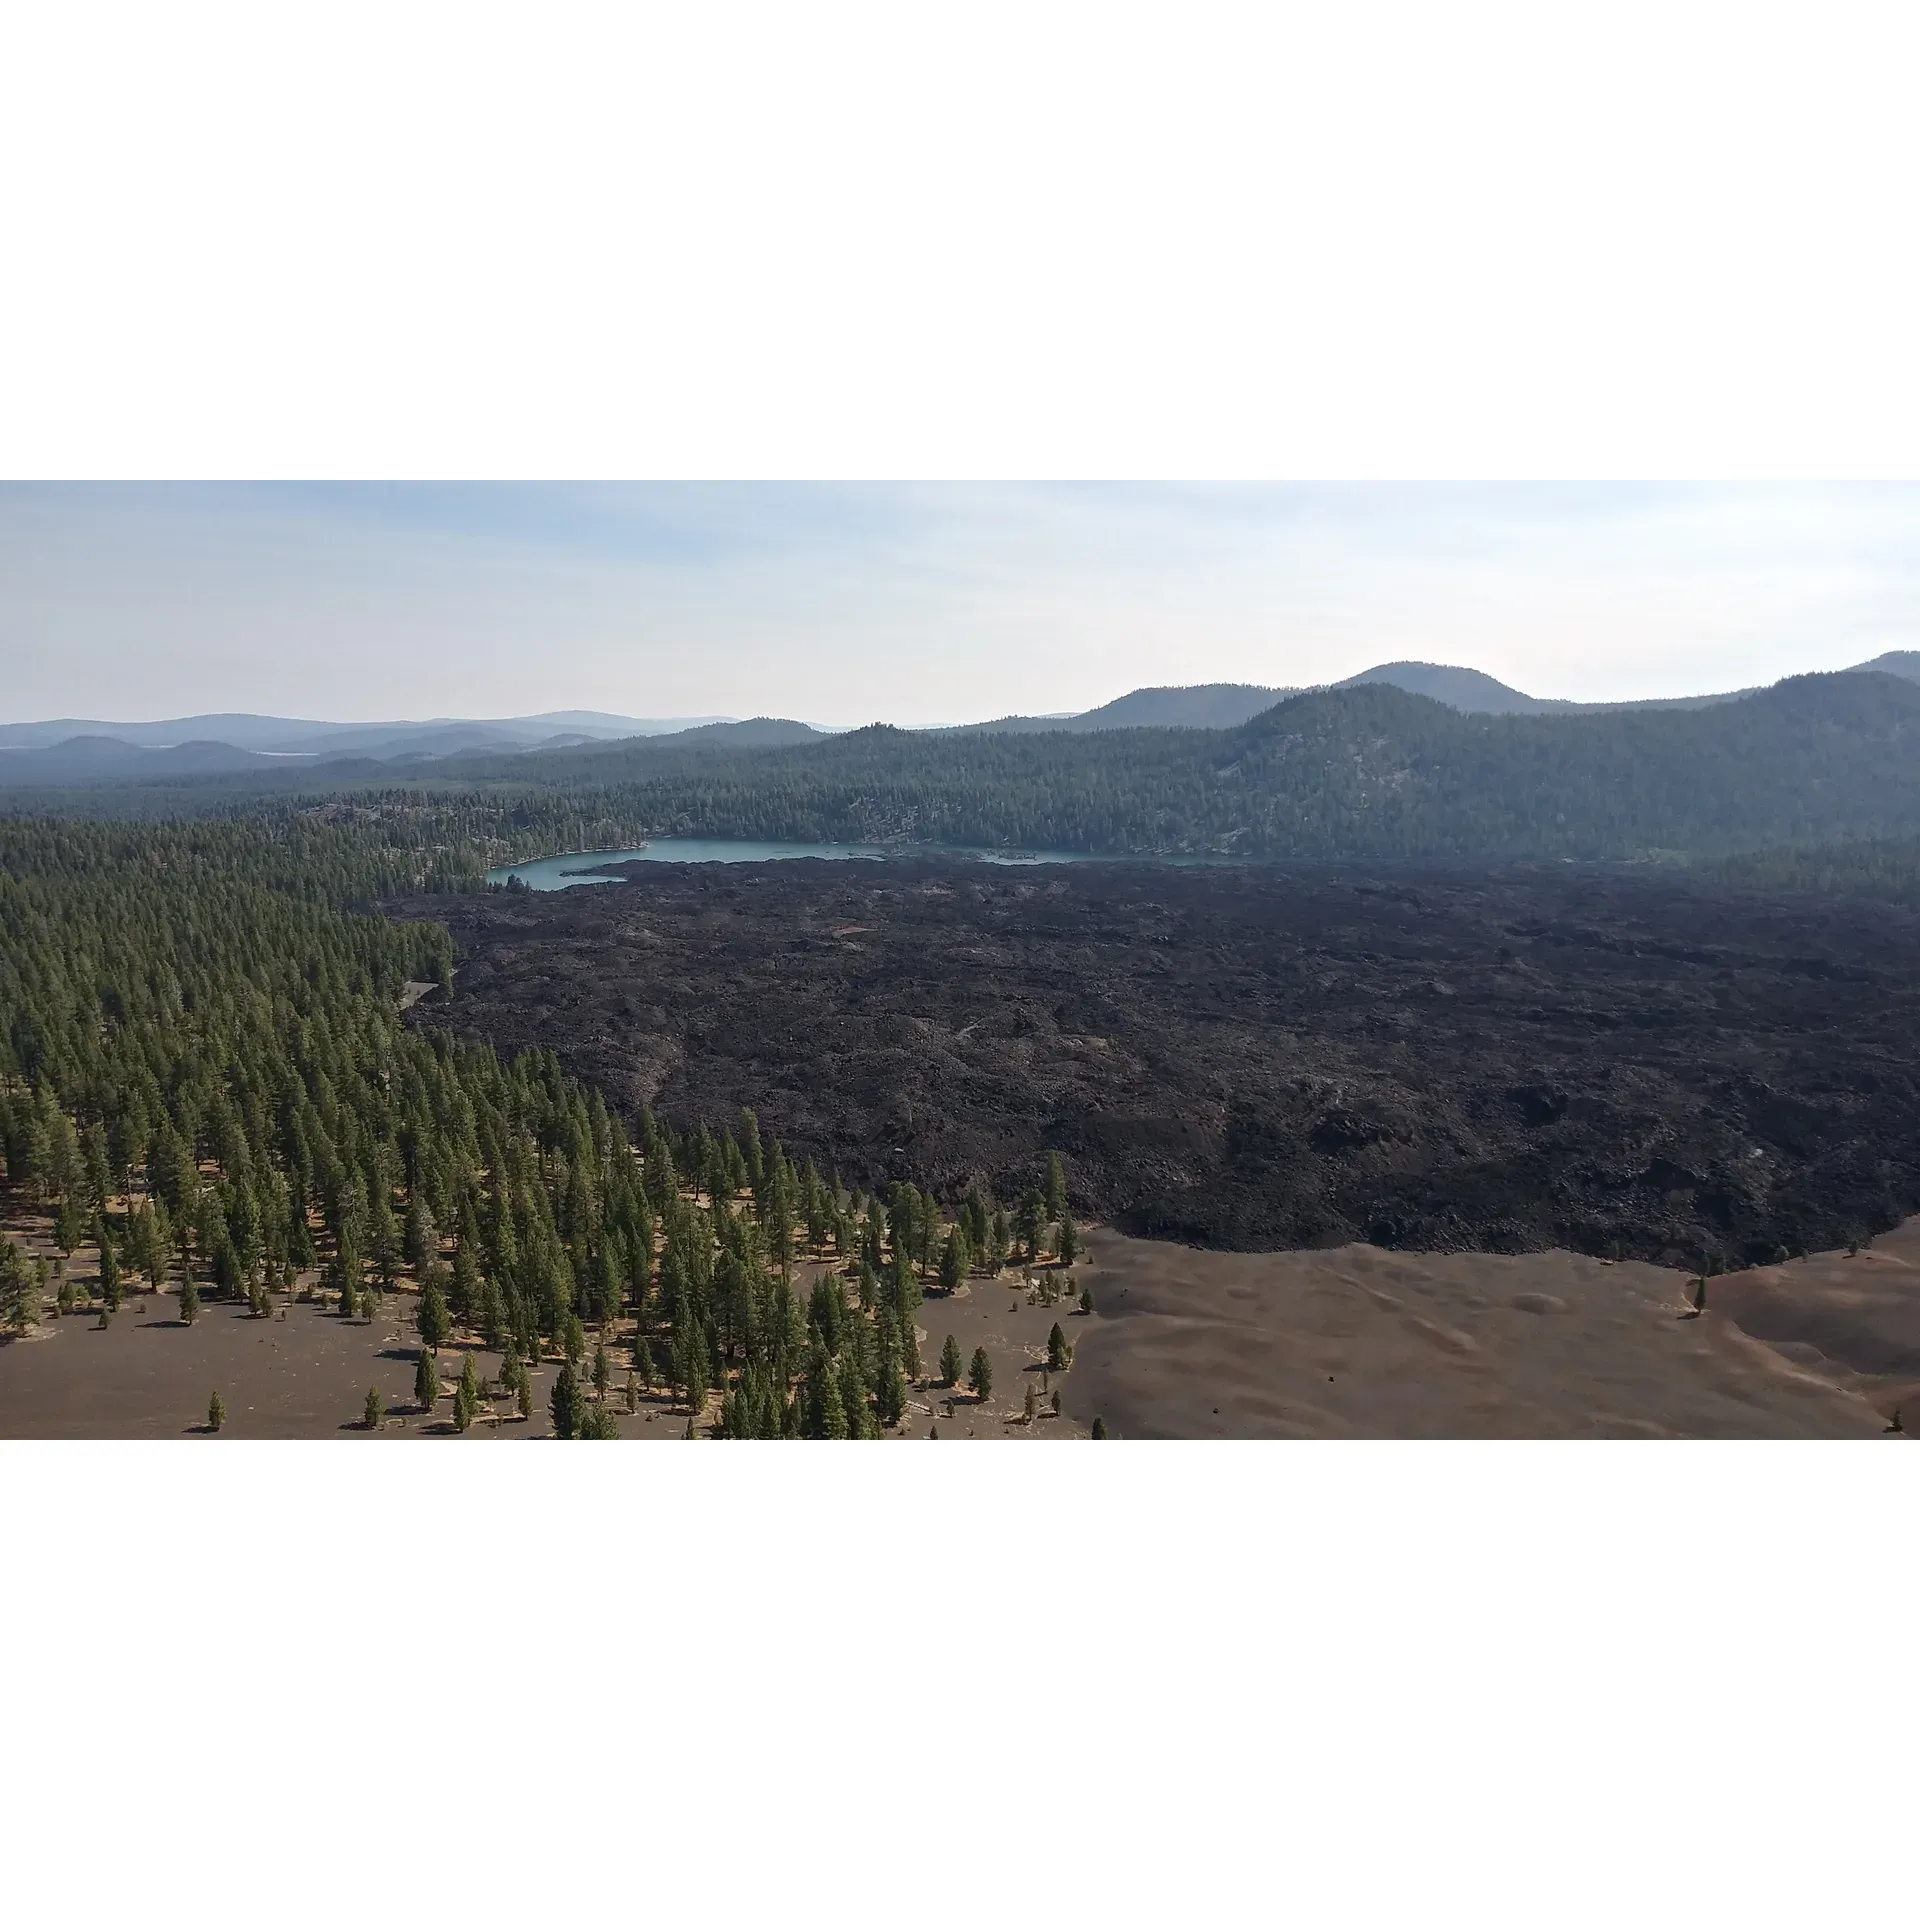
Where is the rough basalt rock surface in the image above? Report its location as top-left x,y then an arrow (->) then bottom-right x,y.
395,858 -> 1920,1269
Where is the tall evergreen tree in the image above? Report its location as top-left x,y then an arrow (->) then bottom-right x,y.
968,1346 -> 993,1403
549,1362 -> 581,1438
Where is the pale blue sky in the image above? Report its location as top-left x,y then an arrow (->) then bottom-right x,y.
3,483 -> 1916,725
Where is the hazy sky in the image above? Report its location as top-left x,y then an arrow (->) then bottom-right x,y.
3,483 -> 1917,726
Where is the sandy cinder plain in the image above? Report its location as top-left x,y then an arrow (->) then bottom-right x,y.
1058,1226 -> 1912,1438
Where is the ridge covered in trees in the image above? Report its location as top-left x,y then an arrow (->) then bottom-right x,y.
13,672 -> 1920,864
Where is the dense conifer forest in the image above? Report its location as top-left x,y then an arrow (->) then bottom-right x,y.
0,818 -> 1075,1433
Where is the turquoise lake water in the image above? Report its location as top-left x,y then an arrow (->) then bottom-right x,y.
486,838 -> 1108,890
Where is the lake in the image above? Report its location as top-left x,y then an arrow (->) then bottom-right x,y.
486,838 -> 1107,890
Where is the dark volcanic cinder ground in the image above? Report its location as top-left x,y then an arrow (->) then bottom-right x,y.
395,858 -> 1920,1268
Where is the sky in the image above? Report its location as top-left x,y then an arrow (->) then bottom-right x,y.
2,483 -> 1917,727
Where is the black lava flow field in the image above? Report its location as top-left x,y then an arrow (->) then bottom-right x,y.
395,858 -> 1920,1268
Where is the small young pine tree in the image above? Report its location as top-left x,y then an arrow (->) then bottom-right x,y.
516,1373 -> 533,1422
592,1341 -> 611,1401
178,1271 -> 200,1325
1091,1416 -> 1108,1439
1024,1382 -> 1038,1424
1051,1389 -> 1061,1416
1079,1285 -> 1093,1314
1047,1321 -> 1072,1371
625,1372 -> 640,1414
452,1387 -> 472,1433
99,1233 -> 123,1313
940,1333 -> 962,1388
363,1385 -> 383,1430
1044,1152 -> 1067,1223
967,1346 -> 993,1403
207,1390 -> 225,1433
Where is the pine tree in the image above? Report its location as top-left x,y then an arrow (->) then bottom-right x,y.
1044,1152 -> 1067,1223
363,1386 -> 383,1430
817,1365 -> 848,1440
939,1225 -> 965,1294
178,1270 -> 200,1325
517,1373 -> 533,1422
207,1390 -> 226,1433
417,1281 -> 451,1352
1024,1382 -> 1038,1424
1079,1285 -> 1093,1314
1017,1190 -> 1045,1263
940,1333 -> 962,1388
968,1347 -> 993,1403
414,1348 -> 440,1415
1056,1214 -> 1078,1267
98,1231 -> 123,1313
1,1244 -> 31,1335
1091,1416 -> 1108,1439
682,1339 -> 710,1416
592,1340 -> 611,1401
1047,1321 -> 1071,1371
550,1363 -> 581,1438
458,1352 -> 480,1421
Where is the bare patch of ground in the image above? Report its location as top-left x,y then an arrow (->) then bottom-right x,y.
1058,1227 -> 1900,1438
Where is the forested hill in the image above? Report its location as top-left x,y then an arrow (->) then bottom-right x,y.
13,671 -> 1920,863
462,669 -> 1920,860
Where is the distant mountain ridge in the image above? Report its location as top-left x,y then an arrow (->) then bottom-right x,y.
1848,651 -> 1920,683
5,651 -> 1914,785
0,710 -> 732,755
951,685 -> 1288,732
961,659 -> 1780,732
